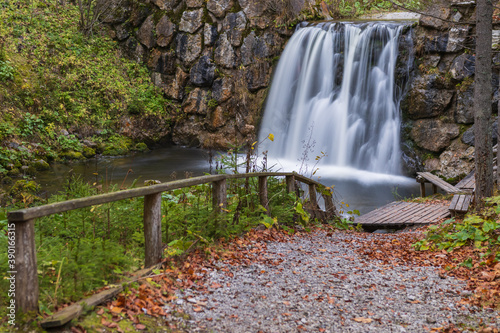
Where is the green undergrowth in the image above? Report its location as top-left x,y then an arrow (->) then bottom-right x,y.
413,196 -> 500,264
0,0 -> 176,178
0,145 -> 339,327
324,0 -> 424,18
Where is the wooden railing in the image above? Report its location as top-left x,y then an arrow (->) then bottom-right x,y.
7,171 -> 336,314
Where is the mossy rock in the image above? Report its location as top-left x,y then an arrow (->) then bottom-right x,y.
9,179 -> 40,197
61,151 -> 85,160
132,142 -> 149,152
7,168 -> 21,177
32,159 -> 50,171
102,145 -> 130,156
1,176 -> 13,185
102,136 -> 133,156
82,146 -> 96,158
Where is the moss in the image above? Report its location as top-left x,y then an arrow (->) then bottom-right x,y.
102,135 -> 133,156
132,142 -> 149,152
82,146 -> 96,158
456,76 -> 474,92
153,9 -> 167,24
60,151 -> 85,160
202,8 -> 213,25
229,1 -> 242,13
9,179 -> 40,197
31,159 -> 50,171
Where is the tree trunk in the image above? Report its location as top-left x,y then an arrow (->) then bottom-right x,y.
474,0 -> 494,205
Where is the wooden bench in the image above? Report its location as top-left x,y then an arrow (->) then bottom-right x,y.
449,193 -> 474,216
416,172 -> 462,196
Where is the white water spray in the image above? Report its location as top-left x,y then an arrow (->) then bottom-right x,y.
259,22 -> 405,176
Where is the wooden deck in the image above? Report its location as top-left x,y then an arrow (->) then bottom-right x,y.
354,201 -> 451,228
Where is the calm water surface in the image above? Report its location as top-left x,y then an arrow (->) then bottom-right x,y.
35,147 -> 422,215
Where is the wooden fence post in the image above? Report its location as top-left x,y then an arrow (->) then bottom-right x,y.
322,193 -> 336,218
308,184 -> 319,209
285,175 -> 295,193
143,193 -> 162,267
212,179 -> 227,212
14,219 -> 39,314
258,176 -> 269,214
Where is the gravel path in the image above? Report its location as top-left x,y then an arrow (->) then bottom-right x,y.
169,230 -> 500,332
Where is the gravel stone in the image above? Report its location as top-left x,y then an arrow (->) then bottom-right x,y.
169,230 -> 500,332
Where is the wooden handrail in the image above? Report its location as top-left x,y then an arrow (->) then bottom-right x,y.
7,171 -> 336,317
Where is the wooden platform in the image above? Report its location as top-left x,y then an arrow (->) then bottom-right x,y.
354,201 -> 451,228
449,194 -> 473,216
416,172 -> 462,195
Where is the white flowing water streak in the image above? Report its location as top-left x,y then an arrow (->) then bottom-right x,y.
259,22 -> 405,177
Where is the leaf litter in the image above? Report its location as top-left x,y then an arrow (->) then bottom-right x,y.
92,227 -> 500,332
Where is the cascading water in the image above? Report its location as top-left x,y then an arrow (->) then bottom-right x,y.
259,21 -> 407,176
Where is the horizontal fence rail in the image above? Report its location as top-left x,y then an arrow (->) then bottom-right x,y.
7,172 -> 336,315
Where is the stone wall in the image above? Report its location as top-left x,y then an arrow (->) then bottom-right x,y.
402,0 -> 500,179
104,0 -> 500,179
103,0 -> 324,149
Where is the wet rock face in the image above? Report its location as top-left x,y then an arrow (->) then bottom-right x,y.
461,122 -> 499,147
108,0 -> 328,150
190,56 -> 216,87
179,9 -> 204,33
137,15 -> 156,49
151,0 -> 182,11
214,33 -> 236,69
222,12 -> 247,47
406,76 -> 454,119
207,0 -> 233,18
156,16 -> 176,47
410,119 -> 460,153
455,84 -> 474,124
176,32 -> 203,66
438,140 -> 475,179
401,0 -> 500,178
183,88 -> 209,115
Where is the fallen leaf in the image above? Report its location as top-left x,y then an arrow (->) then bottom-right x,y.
136,324 -> 146,330
353,317 -> 373,323
319,249 -> 327,252
210,283 -> 222,289
111,306 -> 123,314
193,306 -> 203,312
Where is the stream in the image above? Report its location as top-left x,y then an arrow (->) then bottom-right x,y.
34,146 -> 421,215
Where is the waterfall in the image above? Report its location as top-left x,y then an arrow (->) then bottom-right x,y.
259,22 -> 406,175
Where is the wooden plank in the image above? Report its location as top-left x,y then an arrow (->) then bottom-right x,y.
369,202 -> 418,224
14,219 -> 39,313
143,193 -> 162,268
355,202 -> 404,224
356,201 -> 450,227
417,172 -> 460,193
405,204 -> 450,224
355,202 -> 402,223
40,265 -> 159,328
456,170 -> 475,190
449,194 -> 460,210
460,195 -> 472,211
41,287 -> 123,328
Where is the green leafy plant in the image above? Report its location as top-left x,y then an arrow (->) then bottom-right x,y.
0,60 -> 14,81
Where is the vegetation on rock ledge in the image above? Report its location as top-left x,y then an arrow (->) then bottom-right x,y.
0,0 -> 176,180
